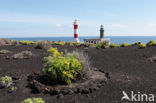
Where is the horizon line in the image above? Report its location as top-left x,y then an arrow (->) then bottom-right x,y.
1,35 -> 156,38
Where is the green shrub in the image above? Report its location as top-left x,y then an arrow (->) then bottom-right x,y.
47,48 -> 63,58
76,42 -> 81,47
84,43 -> 90,47
89,43 -> 95,47
21,98 -> 45,103
96,42 -> 109,49
11,40 -> 19,45
68,42 -> 74,46
96,42 -> 102,49
43,48 -> 82,84
110,43 -> 121,48
8,86 -> 17,93
0,76 -> 12,88
134,42 -> 141,45
20,41 -> 35,45
147,40 -> 156,46
139,44 -> 146,48
52,41 -> 65,45
121,43 -> 131,47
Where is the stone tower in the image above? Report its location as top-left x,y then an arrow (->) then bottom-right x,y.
100,25 -> 104,39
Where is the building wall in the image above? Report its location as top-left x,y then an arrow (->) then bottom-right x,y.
84,38 -> 110,45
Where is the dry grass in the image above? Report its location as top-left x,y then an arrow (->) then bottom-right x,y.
65,50 -> 91,79
34,40 -> 51,50
0,39 -> 12,45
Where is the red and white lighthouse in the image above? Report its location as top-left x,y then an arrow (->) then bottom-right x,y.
73,20 -> 80,42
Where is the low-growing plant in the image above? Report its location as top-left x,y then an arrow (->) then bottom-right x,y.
138,44 -> 146,48
96,42 -> 109,49
0,76 -> 12,88
34,40 -> 51,49
121,43 -> 131,47
11,40 -> 19,45
20,41 -> 35,45
134,42 -> 141,45
110,43 -> 121,48
47,48 -> 63,57
0,50 -> 11,54
96,42 -> 102,49
89,43 -> 95,47
68,42 -> 74,46
12,51 -> 33,59
147,40 -> 156,46
21,97 -> 45,103
52,41 -> 66,45
43,48 -> 82,84
8,86 -> 17,93
0,39 -> 12,45
84,43 -> 90,47
76,42 -> 81,47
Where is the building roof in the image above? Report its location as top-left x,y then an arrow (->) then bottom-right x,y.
84,38 -> 101,41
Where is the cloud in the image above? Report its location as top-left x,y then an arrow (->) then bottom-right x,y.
148,24 -> 156,27
55,24 -> 62,27
0,11 -> 102,27
111,24 -> 121,27
105,24 -> 128,29
0,12 -> 72,25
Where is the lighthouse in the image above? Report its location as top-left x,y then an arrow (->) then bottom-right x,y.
84,25 -> 110,45
100,25 -> 104,39
73,20 -> 80,42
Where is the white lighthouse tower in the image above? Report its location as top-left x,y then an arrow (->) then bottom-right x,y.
73,20 -> 80,42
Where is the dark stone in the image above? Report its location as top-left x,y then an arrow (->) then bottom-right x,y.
52,88 -> 60,95
97,84 -> 101,88
86,94 -> 90,98
5,56 -> 10,60
44,88 -> 51,94
105,72 -> 110,79
81,88 -> 90,94
77,88 -> 82,93
93,86 -> 99,91
61,89 -> 69,95
68,89 -> 74,95
89,88 -> 93,93
32,80 -> 44,93
57,94 -> 64,99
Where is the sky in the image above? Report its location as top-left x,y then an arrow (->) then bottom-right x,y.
0,0 -> 156,37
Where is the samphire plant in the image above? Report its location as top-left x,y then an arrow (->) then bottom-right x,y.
147,40 -> 156,46
110,43 -> 121,48
68,42 -> 75,46
21,97 -> 45,103
0,76 -> 12,88
43,48 -> 82,84
47,48 -> 63,58
96,42 -> 109,49
20,41 -> 35,45
51,41 -> 66,45
121,43 -> 131,47
134,42 -> 141,45
138,44 -> 146,48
